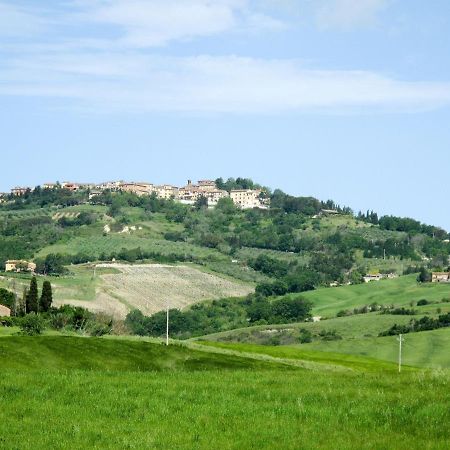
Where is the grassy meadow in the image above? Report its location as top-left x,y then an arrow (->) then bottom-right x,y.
0,336 -> 449,449
302,274 -> 450,317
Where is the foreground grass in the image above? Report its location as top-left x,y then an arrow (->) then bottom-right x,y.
198,341 -> 408,372
0,336 -> 279,372
0,337 -> 449,450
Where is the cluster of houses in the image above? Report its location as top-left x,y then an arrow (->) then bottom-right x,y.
3,179 -> 269,210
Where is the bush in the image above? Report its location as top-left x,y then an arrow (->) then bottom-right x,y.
20,313 -> 45,336
417,299 -> 429,306
318,329 -> 342,341
298,328 -> 312,343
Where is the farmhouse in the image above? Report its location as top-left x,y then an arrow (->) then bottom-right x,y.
0,304 -> 11,317
432,272 -> 450,283
363,274 -> 383,283
5,260 -> 37,273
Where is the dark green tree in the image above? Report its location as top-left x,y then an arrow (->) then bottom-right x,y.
417,267 -> 431,283
26,277 -> 39,313
40,281 -> 53,312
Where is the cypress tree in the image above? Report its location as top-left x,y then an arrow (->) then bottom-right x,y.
40,281 -> 53,312
26,277 -> 39,313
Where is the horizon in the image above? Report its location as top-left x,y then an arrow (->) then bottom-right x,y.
1,1 -> 450,229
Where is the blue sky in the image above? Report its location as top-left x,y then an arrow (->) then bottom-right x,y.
1,0 -> 450,228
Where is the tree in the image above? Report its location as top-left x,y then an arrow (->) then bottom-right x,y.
194,195 -> 208,210
40,281 -> 53,312
26,277 -> 39,313
417,267 -> 431,283
0,288 -> 16,309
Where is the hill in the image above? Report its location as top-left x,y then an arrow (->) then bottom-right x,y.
301,273 -> 450,316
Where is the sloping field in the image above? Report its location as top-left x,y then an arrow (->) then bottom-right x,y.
61,264 -> 253,318
302,274 -> 450,317
0,336 -> 448,449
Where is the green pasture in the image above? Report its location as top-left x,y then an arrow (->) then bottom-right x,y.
301,274 -> 450,316
0,336 -> 448,449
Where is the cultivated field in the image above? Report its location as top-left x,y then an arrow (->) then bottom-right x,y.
56,263 -> 254,318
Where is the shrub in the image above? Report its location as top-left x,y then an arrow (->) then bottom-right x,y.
417,299 -> 429,306
298,328 -> 313,343
20,313 -> 45,336
318,329 -> 342,341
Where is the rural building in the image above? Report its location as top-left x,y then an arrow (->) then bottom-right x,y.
230,189 -> 265,209
11,187 -> 30,196
0,304 -> 11,317
363,274 -> 383,283
432,272 -> 450,283
196,180 -> 217,192
154,185 -> 179,200
119,182 -> 154,196
43,182 -> 58,189
204,189 -> 229,205
96,181 -> 123,191
363,273 -> 397,283
61,182 -> 80,192
5,260 -> 37,273
88,190 -> 103,200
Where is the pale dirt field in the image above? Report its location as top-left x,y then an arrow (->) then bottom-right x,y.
56,264 -> 254,318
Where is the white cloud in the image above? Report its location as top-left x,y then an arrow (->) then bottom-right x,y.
316,0 -> 389,30
1,52 -> 450,114
69,0 -> 284,47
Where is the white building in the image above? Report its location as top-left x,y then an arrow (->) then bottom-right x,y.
230,189 -> 265,209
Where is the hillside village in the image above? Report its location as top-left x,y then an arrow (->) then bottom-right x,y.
0,179 -> 269,209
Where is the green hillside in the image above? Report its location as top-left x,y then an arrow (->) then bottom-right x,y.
303,274 -> 450,316
0,336 -> 449,449
0,336 -> 280,371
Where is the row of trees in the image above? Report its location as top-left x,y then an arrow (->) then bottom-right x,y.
0,277 -> 53,316
379,313 -> 450,336
125,294 -> 312,339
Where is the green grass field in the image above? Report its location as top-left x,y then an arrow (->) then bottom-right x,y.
302,274 -> 450,316
0,336 -> 449,449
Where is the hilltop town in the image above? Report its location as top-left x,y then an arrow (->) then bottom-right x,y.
0,179 -> 269,210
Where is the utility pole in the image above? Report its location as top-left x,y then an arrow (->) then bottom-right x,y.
397,334 -> 404,373
166,302 -> 169,346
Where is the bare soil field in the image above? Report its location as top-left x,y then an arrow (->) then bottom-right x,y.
61,264 -> 254,318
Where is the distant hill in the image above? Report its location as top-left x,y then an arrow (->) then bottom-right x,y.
0,178 -> 449,321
